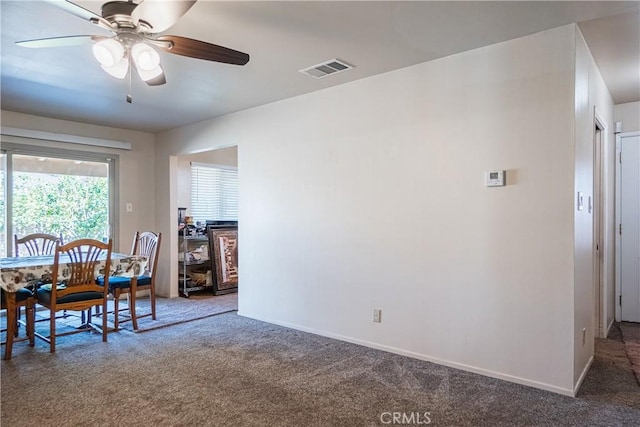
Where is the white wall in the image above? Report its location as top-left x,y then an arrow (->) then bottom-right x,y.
157,25 -> 580,394
153,153 -> 177,297
615,102 -> 640,132
572,28 -> 615,390
0,110 -> 157,253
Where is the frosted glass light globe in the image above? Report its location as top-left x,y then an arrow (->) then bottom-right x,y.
92,38 -> 124,68
131,43 -> 160,71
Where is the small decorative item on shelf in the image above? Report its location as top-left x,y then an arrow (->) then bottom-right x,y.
194,244 -> 208,260
181,216 -> 196,236
190,270 -> 207,285
195,221 -> 206,235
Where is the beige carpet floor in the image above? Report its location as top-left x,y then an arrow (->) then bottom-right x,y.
29,291 -> 238,334
2,312 -> 639,426
620,322 -> 640,384
102,292 -> 238,332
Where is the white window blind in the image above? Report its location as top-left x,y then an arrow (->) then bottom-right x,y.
191,163 -> 238,223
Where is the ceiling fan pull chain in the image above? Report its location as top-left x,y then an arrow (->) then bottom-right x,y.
127,53 -> 133,104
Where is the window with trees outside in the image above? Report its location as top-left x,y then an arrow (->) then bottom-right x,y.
190,162 -> 238,224
1,146 -> 114,257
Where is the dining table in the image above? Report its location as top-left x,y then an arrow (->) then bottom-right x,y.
0,252 -> 148,308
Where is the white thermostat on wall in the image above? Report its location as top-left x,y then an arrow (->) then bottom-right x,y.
485,170 -> 505,187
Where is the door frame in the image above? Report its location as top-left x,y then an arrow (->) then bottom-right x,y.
615,131 -> 640,322
593,113 -> 604,337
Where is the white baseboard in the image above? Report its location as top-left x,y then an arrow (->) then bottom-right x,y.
605,318 -> 615,338
574,355 -> 594,395
237,311 -> 575,397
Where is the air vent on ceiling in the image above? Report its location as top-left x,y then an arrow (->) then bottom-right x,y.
299,59 -> 353,79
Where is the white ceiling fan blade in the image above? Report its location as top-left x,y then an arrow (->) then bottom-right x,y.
42,0 -> 115,31
42,0 -> 100,21
17,35 -> 106,48
132,0 -> 197,33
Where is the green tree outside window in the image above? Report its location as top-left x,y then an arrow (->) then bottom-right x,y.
12,173 -> 109,243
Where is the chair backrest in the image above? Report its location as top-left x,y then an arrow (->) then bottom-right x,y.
50,239 -> 112,301
14,233 -> 62,257
131,231 -> 162,277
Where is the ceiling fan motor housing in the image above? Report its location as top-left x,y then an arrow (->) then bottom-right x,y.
101,1 -> 138,28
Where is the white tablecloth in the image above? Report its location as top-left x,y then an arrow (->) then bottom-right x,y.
0,253 -> 147,292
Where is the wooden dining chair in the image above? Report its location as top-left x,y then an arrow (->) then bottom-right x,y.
14,233 -> 62,257
1,288 -> 35,360
35,239 -> 112,353
11,233 -> 64,336
97,231 -> 161,330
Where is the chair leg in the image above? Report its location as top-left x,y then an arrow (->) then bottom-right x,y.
50,309 -> 56,353
16,306 -> 21,335
102,300 -> 108,342
27,302 -> 35,347
14,307 -> 20,337
4,293 -> 17,360
113,291 -> 120,331
130,279 -> 139,330
150,283 -> 156,321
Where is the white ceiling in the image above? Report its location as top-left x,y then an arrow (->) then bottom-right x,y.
1,1 -> 638,133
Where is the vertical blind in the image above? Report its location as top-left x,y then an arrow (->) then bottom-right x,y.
191,163 -> 238,223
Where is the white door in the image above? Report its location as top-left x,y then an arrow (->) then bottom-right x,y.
620,134 -> 640,322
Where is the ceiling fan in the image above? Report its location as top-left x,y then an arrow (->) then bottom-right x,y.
17,0 -> 250,101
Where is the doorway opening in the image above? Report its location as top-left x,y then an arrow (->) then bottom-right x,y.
174,146 -> 239,309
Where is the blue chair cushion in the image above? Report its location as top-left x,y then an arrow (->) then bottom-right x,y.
96,275 -> 152,291
36,288 -> 103,305
1,288 -> 33,307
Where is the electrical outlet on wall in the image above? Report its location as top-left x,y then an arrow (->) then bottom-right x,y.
373,309 -> 382,323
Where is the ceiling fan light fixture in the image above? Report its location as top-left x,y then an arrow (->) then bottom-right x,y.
131,42 -> 160,71
102,56 -> 129,79
92,38 -> 124,67
135,64 -> 163,82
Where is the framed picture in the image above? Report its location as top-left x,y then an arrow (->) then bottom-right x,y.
208,227 -> 238,294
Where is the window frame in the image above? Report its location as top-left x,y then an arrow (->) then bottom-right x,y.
1,142 -> 118,255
